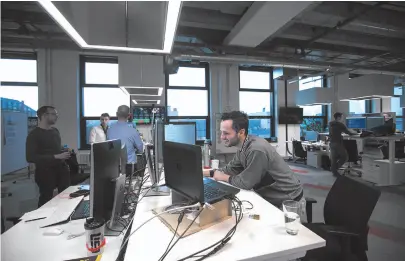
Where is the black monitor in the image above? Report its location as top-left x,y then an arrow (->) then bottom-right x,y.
163,141 -> 204,202
90,139 -> 121,221
279,107 -> 303,124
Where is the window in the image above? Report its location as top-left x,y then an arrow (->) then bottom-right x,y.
239,67 -> 274,139
166,63 -> 210,143
299,77 -> 329,138
349,100 -> 366,114
300,105 -> 323,116
299,76 -> 323,91
391,87 -> 404,132
80,56 -> 127,148
1,55 -> 38,116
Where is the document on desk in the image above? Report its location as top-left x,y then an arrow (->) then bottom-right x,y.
20,207 -> 57,222
40,196 -> 84,227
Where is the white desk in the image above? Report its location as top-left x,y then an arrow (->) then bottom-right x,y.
2,185 -> 326,261
346,134 -> 405,185
124,188 -> 325,261
1,186 -> 124,261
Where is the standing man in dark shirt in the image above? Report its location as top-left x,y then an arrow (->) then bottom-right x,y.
329,112 -> 357,176
26,106 -> 71,207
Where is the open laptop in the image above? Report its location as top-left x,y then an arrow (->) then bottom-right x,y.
163,141 -> 240,204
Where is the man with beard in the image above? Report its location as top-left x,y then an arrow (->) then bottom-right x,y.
203,111 -> 304,209
26,106 -> 71,207
89,113 -> 110,144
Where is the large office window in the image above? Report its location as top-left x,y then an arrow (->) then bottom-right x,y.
166,63 -> 210,142
80,56 -> 128,148
349,100 -> 366,114
239,68 -> 275,139
299,76 -> 329,138
299,105 -> 328,138
1,54 -> 38,116
392,87 -> 404,132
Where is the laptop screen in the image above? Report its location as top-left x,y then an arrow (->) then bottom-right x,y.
163,141 -> 204,202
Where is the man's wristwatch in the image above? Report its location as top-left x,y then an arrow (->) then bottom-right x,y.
210,169 -> 216,178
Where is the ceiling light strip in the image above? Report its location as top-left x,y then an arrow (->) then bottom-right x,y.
38,0 -> 182,53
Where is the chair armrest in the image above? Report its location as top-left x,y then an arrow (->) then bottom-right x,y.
321,225 -> 360,237
305,197 -> 317,204
305,197 -> 317,223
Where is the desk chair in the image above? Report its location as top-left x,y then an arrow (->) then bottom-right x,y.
342,140 -> 362,177
303,175 -> 381,261
292,140 -> 307,164
379,141 -> 405,161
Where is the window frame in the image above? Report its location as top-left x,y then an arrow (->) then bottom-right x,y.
392,91 -> 405,132
79,55 -> 126,149
1,52 -> 38,114
165,62 -> 210,145
238,66 -> 275,140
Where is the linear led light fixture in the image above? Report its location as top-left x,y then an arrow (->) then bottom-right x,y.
298,102 -> 332,106
38,0 -> 182,53
120,86 -> 163,96
132,99 -> 161,104
340,95 -> 392,101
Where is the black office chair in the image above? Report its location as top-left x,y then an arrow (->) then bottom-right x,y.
303,175 -> 381,261
292,140 -> 307,164
379,141 -> 405,161
342,140 -> 362,177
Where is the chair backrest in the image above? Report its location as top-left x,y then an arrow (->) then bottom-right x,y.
343,139 -> 359,162
293,140 -> 306,158
324,175 -> 381,234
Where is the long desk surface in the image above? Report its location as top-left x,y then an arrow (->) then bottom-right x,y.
1,186 -> 124,261
124,184 -> 325,261
2,182 -> 325,261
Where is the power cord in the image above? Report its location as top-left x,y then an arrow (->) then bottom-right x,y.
160,211 -> 186,259
115,202 -> 202,261
158,207 -> 204,261
177,197 -> 243,261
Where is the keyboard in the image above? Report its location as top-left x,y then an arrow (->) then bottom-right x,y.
71,200 -> 90,220
204,185 -> 225,199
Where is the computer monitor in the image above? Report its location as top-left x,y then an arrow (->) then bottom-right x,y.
366,117 -> 385,130
305,130 -> 319,142
164,122 -> 196,145
144,118 -> 169,197
90,139 -> 121,221
346,117 -> 366,129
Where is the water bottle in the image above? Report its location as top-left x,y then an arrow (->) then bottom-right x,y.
203,140 -> 211,169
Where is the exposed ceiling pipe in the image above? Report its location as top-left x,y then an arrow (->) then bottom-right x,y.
173,54 -> 405,77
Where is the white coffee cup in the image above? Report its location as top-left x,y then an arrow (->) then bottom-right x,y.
211,159 -> 219,169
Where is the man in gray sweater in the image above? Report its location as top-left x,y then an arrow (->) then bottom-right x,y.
204,111 -> 304,208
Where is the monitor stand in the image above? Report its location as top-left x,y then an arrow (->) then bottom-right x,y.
144,185 -> 170,197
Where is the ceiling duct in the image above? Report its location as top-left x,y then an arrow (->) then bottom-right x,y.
173,54 -> 405,77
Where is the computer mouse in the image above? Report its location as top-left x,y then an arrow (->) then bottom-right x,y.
43,227 -> 64,236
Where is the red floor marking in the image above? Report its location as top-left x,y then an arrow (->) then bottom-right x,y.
291,169 -> 309,174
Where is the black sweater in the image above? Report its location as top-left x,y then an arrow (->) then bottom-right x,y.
26,127 -> 63,167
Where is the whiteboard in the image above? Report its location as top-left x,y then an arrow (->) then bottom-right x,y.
1,112 -> 28,175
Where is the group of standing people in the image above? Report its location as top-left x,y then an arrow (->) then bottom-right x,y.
26,105 -> 143,207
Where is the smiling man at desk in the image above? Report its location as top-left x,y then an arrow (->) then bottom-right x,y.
203,111 -> 305,211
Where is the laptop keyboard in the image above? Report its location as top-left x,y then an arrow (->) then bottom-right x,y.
71,200 -> 90,220
204,185 -> 224,199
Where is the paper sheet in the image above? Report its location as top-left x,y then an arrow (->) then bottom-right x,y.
20,207 -> 57,221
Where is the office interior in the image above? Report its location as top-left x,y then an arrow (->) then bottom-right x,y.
1,1 -> 405,261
